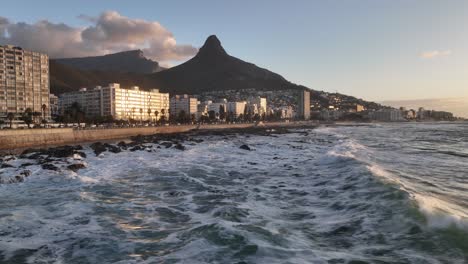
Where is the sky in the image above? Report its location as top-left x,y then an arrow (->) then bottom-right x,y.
1,0 -> 467,115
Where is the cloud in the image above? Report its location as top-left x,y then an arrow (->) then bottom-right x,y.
0,11 -> 197,62
420,50 -> 452,59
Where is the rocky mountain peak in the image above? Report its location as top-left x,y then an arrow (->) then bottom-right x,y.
197,35 -> 228,58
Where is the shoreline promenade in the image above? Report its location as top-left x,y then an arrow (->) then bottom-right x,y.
0,121 -> 319,152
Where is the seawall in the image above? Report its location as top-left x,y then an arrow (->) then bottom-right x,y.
0,122 -> 314,151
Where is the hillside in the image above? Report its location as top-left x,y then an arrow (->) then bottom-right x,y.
54,50 -> 163,74
149,35 -> 301,93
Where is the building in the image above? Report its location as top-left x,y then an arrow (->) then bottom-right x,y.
49,94 -> 59,119
248,96 -> 267,116
0,45 -> 50,120
59,83 -> 169,121
369,109 -> 405,122
170,94 -> 198,118
298,90 -> 311,120
227,101 -> 247,118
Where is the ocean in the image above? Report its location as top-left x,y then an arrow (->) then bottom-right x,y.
0,122 -> 467,264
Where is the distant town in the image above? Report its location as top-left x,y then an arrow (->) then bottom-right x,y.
0,45 -> 463,129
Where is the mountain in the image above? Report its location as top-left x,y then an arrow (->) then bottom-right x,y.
49,35 -> 304,95
54,50 -> 164,74
49,60 -> 155,95
149,35 -> 302,93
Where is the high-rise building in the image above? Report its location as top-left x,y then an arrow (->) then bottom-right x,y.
298,90 -> 310,120
0,45 -> 50,119
227,101 -> 247,117
59,83 -> 169,121
49,94 -> 59,119
170,94 -> 198,118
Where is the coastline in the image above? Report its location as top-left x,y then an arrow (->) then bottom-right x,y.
0,121 -> 319,154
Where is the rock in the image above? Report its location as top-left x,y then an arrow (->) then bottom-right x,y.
19,163 -> 35,168
174,144 -> 186,151
0,163 -> 14,169
49,145 -> 80,158
3,156 -> 16,162
42,164 -> 59,171
67,163 -> 86,172
74,152 -> 87,159
117,141 -> 127,148
20,170 -> 32,177
239,145 -> 251,151
14,175 -> 24,183
129,146 -> 143,152
104,143 -> 121,153
90,142 -> 107,156
160,142 -> 173,148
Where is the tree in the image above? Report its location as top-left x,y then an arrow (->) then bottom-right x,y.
208,110 -> 216,121
33,112 -> 41,125
147,108 -> 152,122
41,104 -> 47,122
66,102 -> 85,127
6,112 -> 14,128
177,110 -> 187,123
139,108 -> 143,123
160,109 -> 166,124
21,108 -> 33,128
154,110 -> 159,123
219,105 -> 226,120
191,114 -> 196,124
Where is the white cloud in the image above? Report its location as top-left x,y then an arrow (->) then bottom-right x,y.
0,11 -> 197,62
420,50 -> 452,59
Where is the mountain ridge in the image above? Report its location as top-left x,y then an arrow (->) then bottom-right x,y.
54,50 -> 164,74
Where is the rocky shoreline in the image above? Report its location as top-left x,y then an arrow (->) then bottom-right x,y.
0,125 -> 315,185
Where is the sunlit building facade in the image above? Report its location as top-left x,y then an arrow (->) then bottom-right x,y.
0,45 -> 50,119
59,83 -> 169,121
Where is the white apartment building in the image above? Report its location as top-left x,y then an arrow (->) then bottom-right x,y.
59,83 -> 169,121
170,94 -> 198,118
248,96 -> 267,116
298,90 -> 311,120
369,109 -> 405,122
0,45 -> 50,119
227,101 -> 247,117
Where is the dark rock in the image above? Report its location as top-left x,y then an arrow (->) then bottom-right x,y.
20,170 -> 32,177
42,164 -> 59,171
129,146 -> 143,152
104,143 -> 121,153
90,142 -> 107,156
117,141 -> 127,148
239,145 -> 251,151
174,144 -> 186,151
19,163 -> 35,168
67,163 -> 86,172
48,145 -> 79,158
14,175 -> 24,183
0,164 -> 14,169
160,142 -> 173,148
75,151 -> 87,159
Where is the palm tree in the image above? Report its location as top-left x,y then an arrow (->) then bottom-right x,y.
139,108 -> 143,124
7,112 -> 15,128
160,109 -> 166,124
41,104 -> 47,122
147,108 -> 152,122
22,108 -> 34,128
154,110 -> 159,123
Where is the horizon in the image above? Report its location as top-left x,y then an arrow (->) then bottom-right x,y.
1,0 -> 467,116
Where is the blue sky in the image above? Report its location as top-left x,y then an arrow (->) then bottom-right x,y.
1,0 -> 467,105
